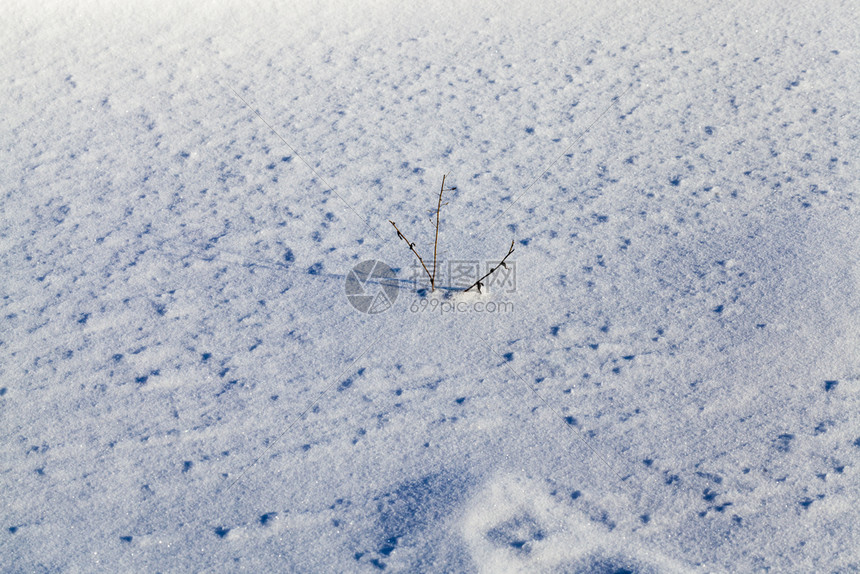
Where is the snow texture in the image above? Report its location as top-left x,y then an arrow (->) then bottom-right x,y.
1,0 -> 859,571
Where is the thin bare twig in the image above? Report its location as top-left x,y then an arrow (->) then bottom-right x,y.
389,220 -> 433,287
464,240 -> 515,293
432,174 -> 455,291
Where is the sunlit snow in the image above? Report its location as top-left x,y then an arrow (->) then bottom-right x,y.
2,0 -> 858,571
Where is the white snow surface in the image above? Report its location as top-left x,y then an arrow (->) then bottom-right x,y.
2,0 -> 859,571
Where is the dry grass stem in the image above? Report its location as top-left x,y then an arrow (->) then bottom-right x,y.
464,240 -> 515,293
391,175 -> 512,294
432,174 -> 455,291
389,220 -> 433,286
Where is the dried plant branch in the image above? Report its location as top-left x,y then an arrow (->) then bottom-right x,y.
432,174 -> 456,291
464,240 -> 515,294
392,174 -> 518,295
389,219 -> 433,287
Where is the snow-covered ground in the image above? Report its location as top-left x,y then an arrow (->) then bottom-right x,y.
2,0 -> 858,571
